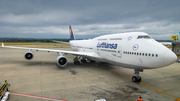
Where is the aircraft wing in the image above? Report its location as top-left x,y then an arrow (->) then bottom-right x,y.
159,42 -> 172,46
1,43 -> 101,59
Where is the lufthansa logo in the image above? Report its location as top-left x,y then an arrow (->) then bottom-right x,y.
132,44 -> 139,51
97,42 -> 117,49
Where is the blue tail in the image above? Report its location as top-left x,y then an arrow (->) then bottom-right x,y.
69,25 -> 75,40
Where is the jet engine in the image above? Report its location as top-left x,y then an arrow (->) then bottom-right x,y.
24,51 -> 33,60
56,55 -> 67,67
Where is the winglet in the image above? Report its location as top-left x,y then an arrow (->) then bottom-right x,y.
2,43 -> 4,47
69,25 -> 76,40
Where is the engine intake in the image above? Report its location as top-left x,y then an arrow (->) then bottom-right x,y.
24,51 -> 33,60
56,55 -> 67,67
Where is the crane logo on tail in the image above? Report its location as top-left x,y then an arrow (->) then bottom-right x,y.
70,29 -> 72,36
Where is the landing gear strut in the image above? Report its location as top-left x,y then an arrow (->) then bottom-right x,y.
81,57 -> 87,63
132,69 -> 142,82
74,56 -> 96,64
74,56 -> 80,65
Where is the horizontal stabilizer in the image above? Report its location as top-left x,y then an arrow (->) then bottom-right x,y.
2,43 -> 4,47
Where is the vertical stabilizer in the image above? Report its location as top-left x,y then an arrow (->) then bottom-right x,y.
2,43 -> 4,47
69,25 -> 76,40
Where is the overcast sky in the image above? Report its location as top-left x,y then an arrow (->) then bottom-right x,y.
0,0 -> 180,40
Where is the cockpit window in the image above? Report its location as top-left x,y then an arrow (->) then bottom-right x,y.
137,35 -> 152,39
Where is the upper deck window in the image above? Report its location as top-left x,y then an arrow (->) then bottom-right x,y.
97,39 -> 107,41
110,38 -> 122,40
137,35 -> 152,39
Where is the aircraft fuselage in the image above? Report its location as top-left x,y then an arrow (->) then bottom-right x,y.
70,32 -> 177,69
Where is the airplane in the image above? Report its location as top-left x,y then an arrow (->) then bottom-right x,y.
1,25 -> 177,82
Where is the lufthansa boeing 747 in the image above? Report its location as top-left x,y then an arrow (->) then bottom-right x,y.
2,25 -> 177,82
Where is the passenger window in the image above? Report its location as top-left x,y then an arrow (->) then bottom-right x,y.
140,53 -> 141,55
156,54 -> 158,57
130,52 -> 131,54
152,54 -> 154,57
142,53 -> 144,56
137,53 -> 139,55
149,54 -> 151,56
145,53 -> 147,56
128,52 -> 129,54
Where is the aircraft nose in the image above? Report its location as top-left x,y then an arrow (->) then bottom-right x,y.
163,49 -> 177,65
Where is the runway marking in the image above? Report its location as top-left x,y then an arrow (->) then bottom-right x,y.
94,64 -> 180,101
10,92 -> 68,101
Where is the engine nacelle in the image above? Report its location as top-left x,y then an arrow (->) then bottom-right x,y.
56,55 -> 67,67
24,51 -> 33,60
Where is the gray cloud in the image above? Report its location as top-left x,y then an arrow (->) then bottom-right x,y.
0,0 -> 180,39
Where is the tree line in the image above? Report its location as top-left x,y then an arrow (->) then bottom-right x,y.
0,38 -> 70,42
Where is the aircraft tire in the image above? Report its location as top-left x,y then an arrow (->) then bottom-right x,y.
132,76 -> 138,82
77,61 -> 80,65
81,59 -> 86,63
90,60 -> 96,63
137,76 -> 141,82
74,61 -> 80,65
132,76 -> 141,82
74,61 -> 77,65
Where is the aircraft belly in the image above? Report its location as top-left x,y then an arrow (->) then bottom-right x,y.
120,51 -> 167,69
103,58 -> 145,69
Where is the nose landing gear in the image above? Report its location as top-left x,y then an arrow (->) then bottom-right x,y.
132,69 -> 143,82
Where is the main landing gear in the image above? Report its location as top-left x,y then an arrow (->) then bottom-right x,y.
132,69 -> 143,82
73,56 -> 80,65
74,56 -> 86,64
73,56 -> 95,65
81,57 -> 87,63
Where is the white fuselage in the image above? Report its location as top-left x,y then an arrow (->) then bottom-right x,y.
69,32 -> 177,69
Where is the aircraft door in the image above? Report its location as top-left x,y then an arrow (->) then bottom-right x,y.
117,46 -> 122,58
83,45 -> 85,51
97,47 -> 100,54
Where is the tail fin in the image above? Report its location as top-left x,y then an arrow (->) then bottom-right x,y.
69,25 -> 75,40
2,43 -> 4,47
